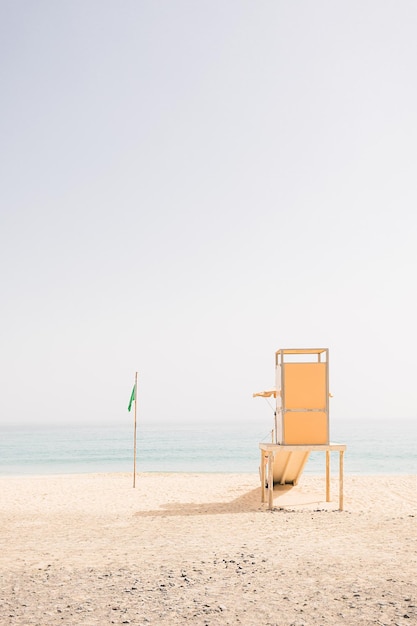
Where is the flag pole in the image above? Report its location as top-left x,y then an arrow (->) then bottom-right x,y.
133,371 -> 138,488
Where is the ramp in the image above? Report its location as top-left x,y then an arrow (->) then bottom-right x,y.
271,448 -> 310,486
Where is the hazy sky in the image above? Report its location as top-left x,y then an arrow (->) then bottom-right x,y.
1,1 -> 416,429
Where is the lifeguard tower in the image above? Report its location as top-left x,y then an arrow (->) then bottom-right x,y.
254,348 -> 346,510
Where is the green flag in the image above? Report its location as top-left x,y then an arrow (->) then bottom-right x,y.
128,383 -> 136,412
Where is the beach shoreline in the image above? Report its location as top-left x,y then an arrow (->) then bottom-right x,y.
1,473 -> 416,625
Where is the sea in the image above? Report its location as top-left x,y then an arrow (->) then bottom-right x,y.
0,418 -> 416,477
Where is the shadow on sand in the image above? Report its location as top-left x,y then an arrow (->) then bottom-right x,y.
133,484 -> 329,517
134,486 -> 264,517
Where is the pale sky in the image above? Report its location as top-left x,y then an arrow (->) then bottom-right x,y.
1,1 -> 416,428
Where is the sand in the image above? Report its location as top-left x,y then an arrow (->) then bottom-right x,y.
0,472 -> 416,625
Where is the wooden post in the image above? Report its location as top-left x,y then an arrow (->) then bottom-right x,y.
133,371 -> 138,488
326,450 -> 330,502
268,452 -> 274,510
260,450 -> 265,503
339,450 -> 344,511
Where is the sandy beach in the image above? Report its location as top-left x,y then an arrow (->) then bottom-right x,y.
0,472 -> 416,625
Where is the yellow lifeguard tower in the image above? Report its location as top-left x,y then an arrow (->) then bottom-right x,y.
254,348 -> 346,510
275,348 -> 329,445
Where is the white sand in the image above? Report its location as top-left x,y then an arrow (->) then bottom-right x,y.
0,472 -> 416,625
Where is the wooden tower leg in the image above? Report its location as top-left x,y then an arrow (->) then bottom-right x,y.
268,453 -> 274,510
326,450 -> 330,502
339,450 -> 344,511
260,450 -> 266,503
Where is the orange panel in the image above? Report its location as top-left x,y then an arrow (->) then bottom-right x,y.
283,363 -> 327,409
283,412 -> 328,445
